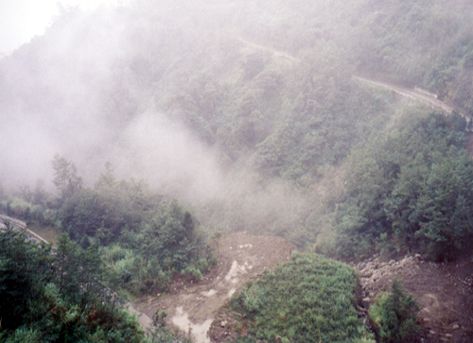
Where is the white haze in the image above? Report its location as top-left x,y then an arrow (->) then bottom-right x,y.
0,1 -> 313,236
0,0 -> 128,54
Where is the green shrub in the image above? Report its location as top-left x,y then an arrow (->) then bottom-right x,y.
3,328 -> 41,343
182,265 -> 203,281
369,281 -> 420,343
231,254 -> 374,343
46,158 -> 214,295
0,230 -> 146,343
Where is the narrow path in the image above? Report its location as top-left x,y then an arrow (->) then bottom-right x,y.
133,232 -> 294,343
353,76 -> 472,130
233,37 -> 470,128
236,36 -> 300,63
0,214 -> 49,244
233,35 -> 469,125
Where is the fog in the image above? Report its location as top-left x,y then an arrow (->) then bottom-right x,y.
4,0 -> 470,238
0,0 -> 316,236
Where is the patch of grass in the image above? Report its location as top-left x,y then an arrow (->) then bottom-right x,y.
231,253 -> 374,343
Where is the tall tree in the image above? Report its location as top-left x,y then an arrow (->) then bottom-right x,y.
52,155 -> 82,201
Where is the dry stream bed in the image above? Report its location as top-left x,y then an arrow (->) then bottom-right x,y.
133,232 -> 294,343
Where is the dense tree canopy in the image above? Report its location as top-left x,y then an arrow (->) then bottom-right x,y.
332,113 -> 473,261
1,160 -> 213,295
0,229 -> 145,343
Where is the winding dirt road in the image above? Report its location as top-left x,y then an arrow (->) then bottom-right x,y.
234,36 -> 470,127
236,37 -> 300,64
353,76 -> 457,114
0,214 -> 49,244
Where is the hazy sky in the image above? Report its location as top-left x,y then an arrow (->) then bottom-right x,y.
0,0 -> 126,55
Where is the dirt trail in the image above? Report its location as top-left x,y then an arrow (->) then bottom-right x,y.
0,214 -> 49,244
230,38 -> 468,126
353,76 -> 455,114
236,36 -> 300,64
133,232 -> 294,343
356,255 -> 473,342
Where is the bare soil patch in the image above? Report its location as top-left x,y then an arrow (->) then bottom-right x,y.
356,255 -> 473,343
133,232 -> 294,343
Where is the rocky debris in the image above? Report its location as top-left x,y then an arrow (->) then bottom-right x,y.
208,309 -> 242,343
356,255 -> 421,300
355,254 -> 473,343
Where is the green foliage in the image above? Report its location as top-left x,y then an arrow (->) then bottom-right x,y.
369,281 -> 420,343
253,75 -> 394,183
5,2 -> 473,341
3,328 -> 42,343
169,43 -> 396,187
0,196 -> 55,227
153,310 -> 167,328
54,234 -> 105,304
51,159 -> 213,295
57,182 -> 143,244
231,254 -> 374,343
1,158 -> 213,296
348,0 -> 473,113
52,155 -> 83,201
0,229 -> 145,342
6,0 -> 473,247
412,155 -> 473,260
0,229 -> 52,329
333,113 -> 473,261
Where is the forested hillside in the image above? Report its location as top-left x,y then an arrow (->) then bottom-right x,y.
1,0 -> 473,342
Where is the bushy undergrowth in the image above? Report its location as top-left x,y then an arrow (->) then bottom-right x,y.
230,254 -> 374,343
0,229 -> 144,343
369,281 -> 420,343
0,229 -> 193,343
0,159 -> 214,295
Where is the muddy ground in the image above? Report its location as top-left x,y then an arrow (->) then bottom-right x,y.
357,255 -> 473,343
15,214 -> 472,343
133,232 -> 294,343
133,232 -> 473,343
